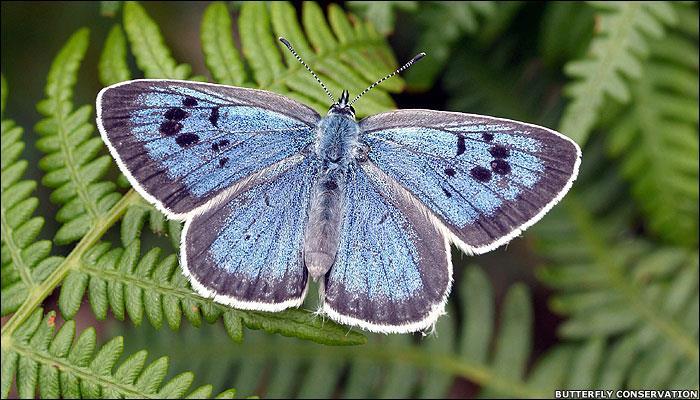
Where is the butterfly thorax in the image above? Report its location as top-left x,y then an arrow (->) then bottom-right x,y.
304,111 -> 361,281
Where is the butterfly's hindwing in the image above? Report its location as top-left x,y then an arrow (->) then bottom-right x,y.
360,109 -> 581,252
323,162 -> 451,333
97,79 -> 320,218
182,156 -> 316,310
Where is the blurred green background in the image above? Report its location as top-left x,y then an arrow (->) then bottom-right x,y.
2,1 -> 698,398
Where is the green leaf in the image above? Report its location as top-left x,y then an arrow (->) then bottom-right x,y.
1,76 -> 64,316
99,24 -> 132,86
559,2 -> 678,145
122,1 -> 191,79
201,2 -> 247,86
605,8 -> 699,246
235,1 -> 400,117
34,28 -> 123,245
2,309 -> 237,398
533,143 -> 699,386
60,240 -> 366,346
119,265 -> 647,397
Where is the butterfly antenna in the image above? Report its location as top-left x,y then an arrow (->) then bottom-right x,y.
279,37 -> 335,103
349,52 -> 426,106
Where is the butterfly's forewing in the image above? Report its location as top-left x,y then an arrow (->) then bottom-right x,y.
97,79 -> 319,218
182,156 -> 316,310
360,109 -> 581,253
323,163 -> 450,333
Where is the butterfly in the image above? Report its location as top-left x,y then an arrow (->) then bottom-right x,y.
96,38 -> 581,334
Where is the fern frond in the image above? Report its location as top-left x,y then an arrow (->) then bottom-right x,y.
120,201 -> 182,249
0,309 -> 237,399
1,77 -> 64,316
559,2 -> 677,144
122,1 -> 191,79
57,240 -> 366,346
215,1 -> 399,116
200,2 -> 247,87
606,6 -> 699,246
119,265 -> 639,397
533,144 -> 699,386
34,28 -> 123,245
99,24 -> 131,86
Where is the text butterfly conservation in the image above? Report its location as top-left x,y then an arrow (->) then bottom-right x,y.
97,38 -> 581,333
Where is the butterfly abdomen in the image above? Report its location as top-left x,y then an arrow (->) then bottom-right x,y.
304,113 -> 360,280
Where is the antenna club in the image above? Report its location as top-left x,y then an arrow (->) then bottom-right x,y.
279,37 -> 292,48
412,52 -> 426,62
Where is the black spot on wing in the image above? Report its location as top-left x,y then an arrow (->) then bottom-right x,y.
183,97 -> 198,107
159,120 -> 182,136
482,132 -> 494,142
176,133 -> 199,148
444,167 -> 456,177
209,107 -> 220,127
211,139 -> 230,152
470,166 -> 492,182
165,107 -> 187,121
489,145 -> 509,159
324,180 -> 338,190
218,157 -> 229,167
456,135 -> 466,156
490,159 -> 511,175
442,188 -> 452,198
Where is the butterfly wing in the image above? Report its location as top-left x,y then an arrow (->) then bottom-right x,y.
182,156 -> 317,310
323,163 -> 451,333
359,109 -> 581,253
97,79 -> 319,219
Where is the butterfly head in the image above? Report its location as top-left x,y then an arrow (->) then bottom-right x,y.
329,90 -> 356,118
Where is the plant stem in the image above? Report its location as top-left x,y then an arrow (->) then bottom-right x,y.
1,190 -> 141,338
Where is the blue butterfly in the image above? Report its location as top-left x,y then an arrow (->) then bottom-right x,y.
96,38 -> 581,334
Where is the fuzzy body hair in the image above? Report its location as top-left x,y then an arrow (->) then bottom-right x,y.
303,112 -> 361,280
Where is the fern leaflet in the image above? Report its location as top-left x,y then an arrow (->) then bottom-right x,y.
118,265 -> 651,397
1,309 -> 237,398
534,144 -> 699,387
200,2 -> 247,87
57,240 -> 366,346
34,28 -> 123,245
1,77 -> 64,316
224,1 -> 399,116
559,2 -> 677,144
99,25 -> 132,86
606,5 -> 699,246
122,1 -> 192,80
